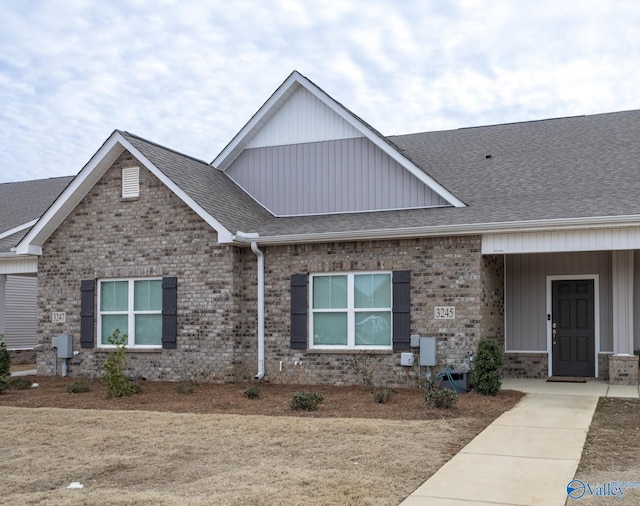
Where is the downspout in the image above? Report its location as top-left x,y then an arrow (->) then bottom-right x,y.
250,241 -> 265,380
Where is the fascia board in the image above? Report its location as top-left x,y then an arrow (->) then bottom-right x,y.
0,220 -> 37,241
15,132 -> 126,255
118,137 -> 235,244
212,71 -> 465,208
227,214 -> 640,246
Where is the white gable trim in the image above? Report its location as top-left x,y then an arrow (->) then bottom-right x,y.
0,220 -> 36,241
16,131 -> 234,255
212,71 -> 465,208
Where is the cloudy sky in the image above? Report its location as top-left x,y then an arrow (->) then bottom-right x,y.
1,0 -> 639,183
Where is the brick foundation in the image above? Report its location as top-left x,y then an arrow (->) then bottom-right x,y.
609,355 -> 639,385
8,349 -> 37,365
502,353 -> 548,378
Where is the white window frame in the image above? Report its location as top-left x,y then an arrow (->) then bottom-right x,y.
309,271 -> 393,350
98,278 -> 162,348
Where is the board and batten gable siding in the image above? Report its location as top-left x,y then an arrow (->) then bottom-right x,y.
227,137 -> 449,216
246,85 -> 364,148
5,275 -> 37,349
505,252 -> 612,352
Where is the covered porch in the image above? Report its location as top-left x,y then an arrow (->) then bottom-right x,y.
484,227 -> 640,385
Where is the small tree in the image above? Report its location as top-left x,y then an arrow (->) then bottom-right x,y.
0,335 -> 10,394
102,329 -> 139,398
473,338 -> 503,396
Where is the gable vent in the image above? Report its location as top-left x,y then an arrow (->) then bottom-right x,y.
122,167 -> 140,198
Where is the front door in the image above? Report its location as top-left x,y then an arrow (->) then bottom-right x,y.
551,279 -> 595,377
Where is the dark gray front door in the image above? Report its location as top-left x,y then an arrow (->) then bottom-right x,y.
552,279 -> 595,377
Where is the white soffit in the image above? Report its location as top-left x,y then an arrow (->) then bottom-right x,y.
483,226 -> 640,254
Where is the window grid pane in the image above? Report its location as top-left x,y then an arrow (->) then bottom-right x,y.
135,314 -> 162,345
101,315 -> 128,345
354,274 -> 391,308
100,281 -> 128,311
313,313 -> 348,345
355,311 -> 391,346
313,275 -> 347,309
134,280 -> 162,311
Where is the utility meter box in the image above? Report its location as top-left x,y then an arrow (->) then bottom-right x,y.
419,337 -> 436,366
52,333 -> 73,359
400,352 -> 414,366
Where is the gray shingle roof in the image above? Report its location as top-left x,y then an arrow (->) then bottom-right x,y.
120,109 -> 640,240
120,132 -> 273,234
0,176 -> 73,251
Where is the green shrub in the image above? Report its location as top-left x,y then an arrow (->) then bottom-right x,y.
174,382 -> 195,394
290,390 -> 324,411
67,380 -> 91,393
374,389 -> 392,404
102,329 -> 140,398
473,338 -> 503,396
0,336 -> 10,394
426,388 -> 458,409
8,377 -> 33,390
243,386 -> 261,399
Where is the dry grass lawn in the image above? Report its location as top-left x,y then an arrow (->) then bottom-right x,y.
2,406 -> 480,505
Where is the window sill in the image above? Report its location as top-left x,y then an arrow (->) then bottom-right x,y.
306,349 -> 394,355
94,347 -> 162,353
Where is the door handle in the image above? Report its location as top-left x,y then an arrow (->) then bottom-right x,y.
552,322 -> 557,345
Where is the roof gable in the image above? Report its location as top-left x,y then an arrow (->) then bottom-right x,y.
15,131 -> 239,255
212,71 -> 465,210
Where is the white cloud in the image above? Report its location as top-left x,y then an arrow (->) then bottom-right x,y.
1,0 -> 640,182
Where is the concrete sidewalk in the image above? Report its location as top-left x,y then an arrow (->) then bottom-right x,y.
401,379 -> 639,505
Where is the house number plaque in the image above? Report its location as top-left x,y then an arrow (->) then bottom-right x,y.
434,306 -> 455,319
51,312 -> 66,323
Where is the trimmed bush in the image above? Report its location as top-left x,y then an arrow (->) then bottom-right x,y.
426,388 -> 458,409
102,329 -> 140,398
473,338 -> 503,396
290,390 -> 324,411
8,377 -> 33,390
67,380 -> 91,393
374,389 -> 392,404
243,386 -> 261,399
174,382 -> 195,394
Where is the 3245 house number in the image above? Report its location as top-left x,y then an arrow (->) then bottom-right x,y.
434,306 -> 455,319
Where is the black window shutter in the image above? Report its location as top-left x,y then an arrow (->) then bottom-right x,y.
80,279 -> 95,348
392,270 -> 411,351
290,273 -> 308,350
162,277 -> 178,349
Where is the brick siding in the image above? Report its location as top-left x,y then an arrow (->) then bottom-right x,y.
37,152 -> 504,387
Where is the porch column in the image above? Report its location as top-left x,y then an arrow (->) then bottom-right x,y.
612,250 -> 634,355
610,250 -> 638,385
0,275 -> 6,339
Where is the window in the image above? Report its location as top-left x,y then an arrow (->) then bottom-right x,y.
98,279 -> 162,347
310,272 -> 392,349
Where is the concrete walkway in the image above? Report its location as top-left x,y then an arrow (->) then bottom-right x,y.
401,379 -> 639,506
